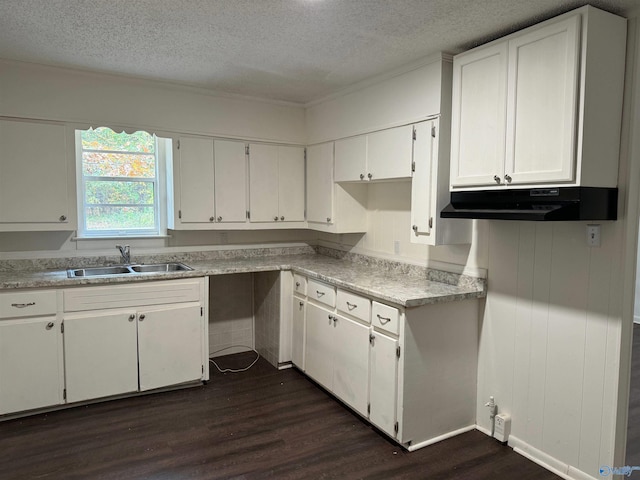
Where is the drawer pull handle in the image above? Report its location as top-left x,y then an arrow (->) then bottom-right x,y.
11,302 -> 36,308
316,291 -> 325,297
346,301 -> 357,310
46,322 -> 55,330
377,314 -> 391,324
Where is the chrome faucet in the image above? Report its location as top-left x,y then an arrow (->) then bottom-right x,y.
116,245 -> 131,264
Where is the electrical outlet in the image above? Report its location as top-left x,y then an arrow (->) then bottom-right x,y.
586,224 -> 601,247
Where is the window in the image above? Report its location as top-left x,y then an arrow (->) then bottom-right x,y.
77,127 -> 165,237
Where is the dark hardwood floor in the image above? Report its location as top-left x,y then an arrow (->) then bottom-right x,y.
1,353 -> 559,479
627,323 -> 640,466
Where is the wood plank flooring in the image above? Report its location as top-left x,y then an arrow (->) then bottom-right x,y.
1,353 -> 559,479
627,323 -> 640,466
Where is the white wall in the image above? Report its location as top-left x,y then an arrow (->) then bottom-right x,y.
0,59 -> 306,144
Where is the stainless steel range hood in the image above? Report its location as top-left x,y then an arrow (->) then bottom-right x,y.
440,187 -> 618,221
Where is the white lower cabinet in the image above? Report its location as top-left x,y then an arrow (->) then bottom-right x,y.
64,309 -> 139,403
0,317 -> 64,415
0,289 -> 64,415
137,304 -> 203,391
292,296 -> 306,370
369,329 -> 398,437
296,272 -> 479,450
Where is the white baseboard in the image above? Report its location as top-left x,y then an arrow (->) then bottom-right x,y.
406,425 -> 476,451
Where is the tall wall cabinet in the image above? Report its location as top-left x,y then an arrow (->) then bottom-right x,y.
450,6 -> 626,190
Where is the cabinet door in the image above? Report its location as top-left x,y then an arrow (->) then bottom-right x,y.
367,125 -> 413,180
369,330 -> 398,437
292,298 -> 305,370
0,318 -> 63,414
177,136 -> 215,223
278,146 -> 305,222
0,120 -> 70,225
451,43 -> 508,187
335,136 -> 367,182
214,140 -> 247,223
304,302 -> 334,390
410,121 -> 434,238
332,314 -> 369,417
505,16 -> 580,185
64,310 -> 139,403
249,144 -> 279,222
138,304 -> 203,391
306,143 -> 334,224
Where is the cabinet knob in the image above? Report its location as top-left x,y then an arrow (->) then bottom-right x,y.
59,215 -> 67,222
367,173 -> 372,180
326,217 -> 331,223
217,216 -> 222,222
504,174 -> 512,183
295,282 -> 300,287
299,301 -> 304,307
129,314 -> 135,321
493,175 -> 501,184
412,225 -> 418,232
328,314 -> 333,324
209,216 -> 214,222
280,216 -> 284,221
274,216 -> 279,221
46,322 -> 55,330
360,173 -> 365,180
139,314 -> 146,321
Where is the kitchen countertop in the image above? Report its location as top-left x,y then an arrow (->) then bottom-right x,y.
0,253 -> 485,308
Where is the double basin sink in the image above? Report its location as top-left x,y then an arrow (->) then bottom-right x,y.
67,262 -> 193,278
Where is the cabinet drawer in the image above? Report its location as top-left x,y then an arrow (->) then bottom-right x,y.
307,279 -> 336,308
293,274 -> 307,296
63,279 -> 202,312
372,301 -> 399,335
0,290 -> 57,318
336,289 -> 371,323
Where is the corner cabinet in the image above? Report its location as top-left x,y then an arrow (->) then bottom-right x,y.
306,142 -> 367,234
0,119 -> 75,231
450,6 -> 626,190
169,136 -> 247,229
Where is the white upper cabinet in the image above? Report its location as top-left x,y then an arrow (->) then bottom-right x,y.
306,142 -> 367,233
249,144 -> 305,223
450,6 -> 626,190
0,119 -> 75,231
450,43 -> 507,188
334,125 -> 413,182
170,136 -> 247,228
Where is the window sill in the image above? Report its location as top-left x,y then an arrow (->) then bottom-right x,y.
72,235 -> 172,241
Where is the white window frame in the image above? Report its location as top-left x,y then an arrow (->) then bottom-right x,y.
75,128 -> 167,238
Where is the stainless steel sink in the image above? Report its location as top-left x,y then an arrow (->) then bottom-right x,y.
130,263 -> 193,273
67,262 -> 192,278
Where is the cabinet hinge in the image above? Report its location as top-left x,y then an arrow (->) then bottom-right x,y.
412,127 -> 417,141
200,306 -> 203,316
304,148 -> 307,161
394,422 -> 399,434
202,365 -> 204,374
431,125 -> 436,138
367,403 -> 371,415
177,139 -> 180,150
428,217 -> 433,229
411,161 -> 415,173
178,210 -> 182,219
245,145 -> 250,155
63,388 -> 67,401
246,210 -> 250,219
396,345 -> 401,358
61,322 -> 64,334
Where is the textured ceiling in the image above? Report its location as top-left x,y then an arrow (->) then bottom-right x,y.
0,0 -> 639,104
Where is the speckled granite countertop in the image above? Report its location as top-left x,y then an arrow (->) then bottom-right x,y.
0,250 -> 485,308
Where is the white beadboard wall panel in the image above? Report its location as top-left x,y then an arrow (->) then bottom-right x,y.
0,60 -> 306,144
479,221 -> 624,478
